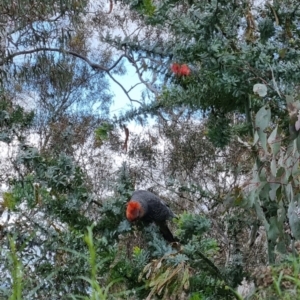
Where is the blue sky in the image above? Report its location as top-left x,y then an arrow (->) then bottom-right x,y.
109,63 -> 145,116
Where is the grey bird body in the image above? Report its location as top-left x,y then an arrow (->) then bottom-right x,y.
131,190 -> 176,222
128,190 -> 178,242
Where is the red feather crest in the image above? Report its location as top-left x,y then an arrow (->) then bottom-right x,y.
126,201 -> 142,222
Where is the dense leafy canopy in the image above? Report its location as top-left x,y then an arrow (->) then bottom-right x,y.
2,0 -> 300,299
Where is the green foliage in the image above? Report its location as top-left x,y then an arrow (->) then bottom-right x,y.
177,213 -> 211,243
4,0 -> 300,298
72,226 -> 118,300
89,207 -> 236,299
258,18 -> 275,43
0,94 -> 34,143
116,0 -> 300,146
95,123 -> 114,146
139,254 -> 190,299
115,162 -> 135,197
241,101 -> 300,263
133,0 -> 156,16
206,114 -> 232,148
8,237 -> 23,300
132,246 -> 150,273
250,255 -> 300,300
111,2 -> 300,297
9,149 -> 92,231
2,192 -> 16,210
0,0 -> 87,21
129,213 -> 236,299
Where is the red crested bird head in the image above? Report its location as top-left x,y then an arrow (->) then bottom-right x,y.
126,200 -> 143,222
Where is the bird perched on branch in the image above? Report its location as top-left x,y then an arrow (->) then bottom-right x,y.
126,190 -> 178,242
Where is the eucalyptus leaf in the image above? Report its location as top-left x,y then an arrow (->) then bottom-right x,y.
268,125 -> 280,156
254,200 -> 269,232
270,158 -> 277,177
255,106 -> 271,152
253,130 -> 259,146
269,183 -> 280,201
288,201 -> 300,239
268,217 -> 280,242
255,106 -> 271,131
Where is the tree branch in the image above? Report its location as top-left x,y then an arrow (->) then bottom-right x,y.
3,47 -> 125,72
107,71 -> 142,105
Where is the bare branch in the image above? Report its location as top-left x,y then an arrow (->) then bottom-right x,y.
107,71 -> 142,105
3,47 -> 126,72
127,82 -> 143,93
128,55 -> 159,96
